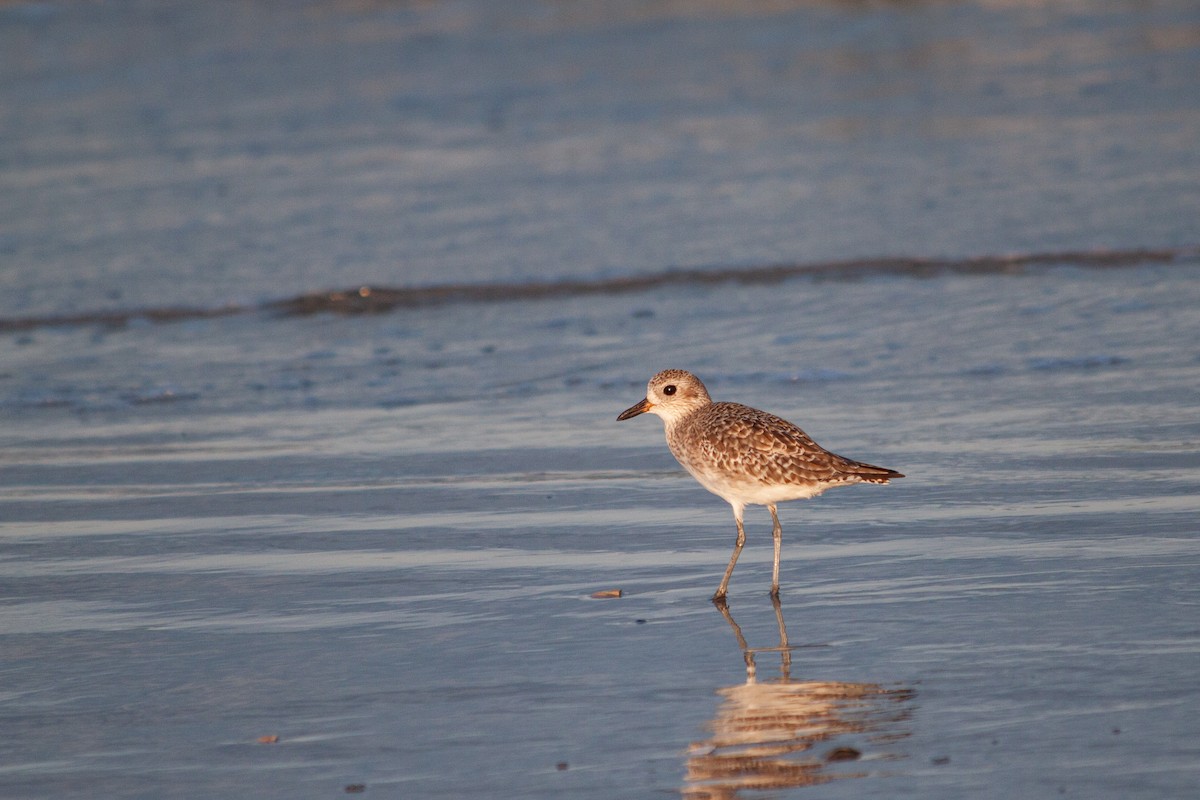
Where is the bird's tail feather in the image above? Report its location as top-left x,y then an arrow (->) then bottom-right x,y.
844,460 -> 904,483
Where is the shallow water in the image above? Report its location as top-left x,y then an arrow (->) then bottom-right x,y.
3,2 -> 1200,799
5,266 -> 1199,799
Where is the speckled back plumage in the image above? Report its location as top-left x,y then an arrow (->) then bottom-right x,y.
667,401 -> 899,492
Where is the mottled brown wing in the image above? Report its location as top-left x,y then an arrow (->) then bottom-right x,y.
696,403 -> 901,485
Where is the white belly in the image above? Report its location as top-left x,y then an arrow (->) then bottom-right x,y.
685,463 -> 841,507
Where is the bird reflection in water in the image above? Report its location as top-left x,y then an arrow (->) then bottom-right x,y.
682,598 -> 914,798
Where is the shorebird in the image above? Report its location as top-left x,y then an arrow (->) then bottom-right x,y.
618,369 -> 903,600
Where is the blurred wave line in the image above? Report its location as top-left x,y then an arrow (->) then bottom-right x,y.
2,246 -> 1191,332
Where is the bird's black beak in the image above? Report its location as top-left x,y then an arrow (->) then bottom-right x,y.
617,398 -> 653,421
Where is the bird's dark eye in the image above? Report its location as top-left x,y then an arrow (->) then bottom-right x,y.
663,385 -> 676,396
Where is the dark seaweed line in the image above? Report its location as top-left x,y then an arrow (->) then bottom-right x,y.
2,247 -> 1191,333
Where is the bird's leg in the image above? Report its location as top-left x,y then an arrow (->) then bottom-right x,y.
768,504 -> 782,598
713,507 -> 746,601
